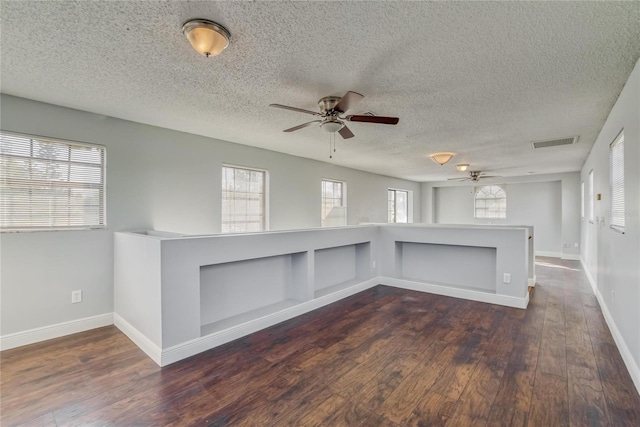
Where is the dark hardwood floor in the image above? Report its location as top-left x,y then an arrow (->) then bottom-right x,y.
2,257 -> 639,426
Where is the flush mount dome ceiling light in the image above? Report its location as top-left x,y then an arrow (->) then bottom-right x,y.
456,163 -> 469,171
430,152 -> 455,166
182,19 -> 231,57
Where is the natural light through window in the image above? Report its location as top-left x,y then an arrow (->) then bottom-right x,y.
610,131 -> 624,232
321,179 -> 346,227
388,189 -> 408,223
581,181 -> 584,219
474,185 -> 506,219
222,165 -> 267,233
0,131 -> 106,231
589,170 -> 594,223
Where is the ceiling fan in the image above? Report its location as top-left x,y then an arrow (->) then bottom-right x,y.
269,91 -> 399,139
448,170 -> 502,182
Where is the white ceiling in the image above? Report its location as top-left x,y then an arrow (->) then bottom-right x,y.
1,1 -> 639,182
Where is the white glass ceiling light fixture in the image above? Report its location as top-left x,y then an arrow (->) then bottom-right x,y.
182,19 -> 231,57
430,152 -> 455,166
456,163 -> 469,171
320,120 -> 344,133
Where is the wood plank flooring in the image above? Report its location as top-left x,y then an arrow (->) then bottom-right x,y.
2,257 -> 639,426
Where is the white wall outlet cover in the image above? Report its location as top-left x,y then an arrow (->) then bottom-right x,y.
503,273 -> 511,284
71,290 -> 82,304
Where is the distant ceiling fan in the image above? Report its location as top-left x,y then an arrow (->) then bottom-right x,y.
269,91 -> 399,139
448,170 -> 502,182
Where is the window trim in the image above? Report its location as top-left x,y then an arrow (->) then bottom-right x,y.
474,184 -> 507,220
609,130 -> 625,234
588,169 -> 594,224
581,181 -> 584,219
0,130 -> 107,232
221,164 -> 269,234
388,188 -> 409,223
321,178 -> 347,227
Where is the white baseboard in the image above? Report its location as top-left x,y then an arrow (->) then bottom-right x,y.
160,277 -> 381,366
113,313 -> 162,365
536,251 -> 562,258
1,275 -> 531,365
382,277 -> 529,309
528,275 -> 537,287
0,313 -> 113,351
561,253 -> 581,261
580,258 -> 640,394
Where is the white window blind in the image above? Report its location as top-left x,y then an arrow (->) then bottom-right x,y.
474,185 -> 507,219
581,181 -> 585,218
0,131 -> 106,231
610,131 -> 624,232
222,165 -> 266,233
321,179 -> 346,227
388,189 -> 408,223
589,170 -> 594,223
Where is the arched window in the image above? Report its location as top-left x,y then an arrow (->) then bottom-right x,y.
474,185 -> 506,219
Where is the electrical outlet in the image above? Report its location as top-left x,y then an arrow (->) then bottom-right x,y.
612,290 -> 616,299
372,261 -> 376,268
503,273 -> 511,284
71,290 -> 82,304
574,242 -> 579,248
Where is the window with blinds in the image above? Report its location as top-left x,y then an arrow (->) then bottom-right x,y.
321,179 -> 346,227
221,165 -> 267,233
388,189 -> 408,223
474,185 -> 506,219
0,131 -> 106,231
589,170 -> 594,223
609,131 -> 624,232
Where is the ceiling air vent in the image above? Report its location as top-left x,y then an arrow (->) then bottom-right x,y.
531,136 -> 579,149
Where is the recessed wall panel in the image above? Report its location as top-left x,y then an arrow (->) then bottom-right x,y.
401,242 -> 496,291
200,255 -> 294,326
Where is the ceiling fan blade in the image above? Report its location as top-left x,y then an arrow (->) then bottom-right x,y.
338,124 -> 355,139
479,175 -> 502,179
346,115 -> 399,125
270,104 -> 320,116
447,177 -> 470,181
334,91 -> 364,113
283,120 -> 321,132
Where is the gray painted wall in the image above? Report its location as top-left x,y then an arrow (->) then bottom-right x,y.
432,181 -> 562,254
421,172 -> 581,257
0,94 -> 420,336
581,58 -> 640,385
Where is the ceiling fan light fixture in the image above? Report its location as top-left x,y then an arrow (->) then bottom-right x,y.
430,152 -> 455,166
456,163 -> 469,171
182,19 -> 231,57
321,120 -> 344,133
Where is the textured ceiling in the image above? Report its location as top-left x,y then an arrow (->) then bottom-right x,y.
1,1 -> 639,182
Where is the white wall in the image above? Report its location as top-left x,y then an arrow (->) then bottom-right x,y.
581,58 -> 640,390
429,178 -> 569,255
0,94 -> 420,336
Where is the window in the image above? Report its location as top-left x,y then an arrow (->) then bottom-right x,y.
222,165 -> 267,233
610,131 -> 624,232
0,131 -> 106,231
581,181 -> 585,219
321,179 -> 346,227
588,169 -> 594,223
474,185 -> 506,219
388,189 -> 408,223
